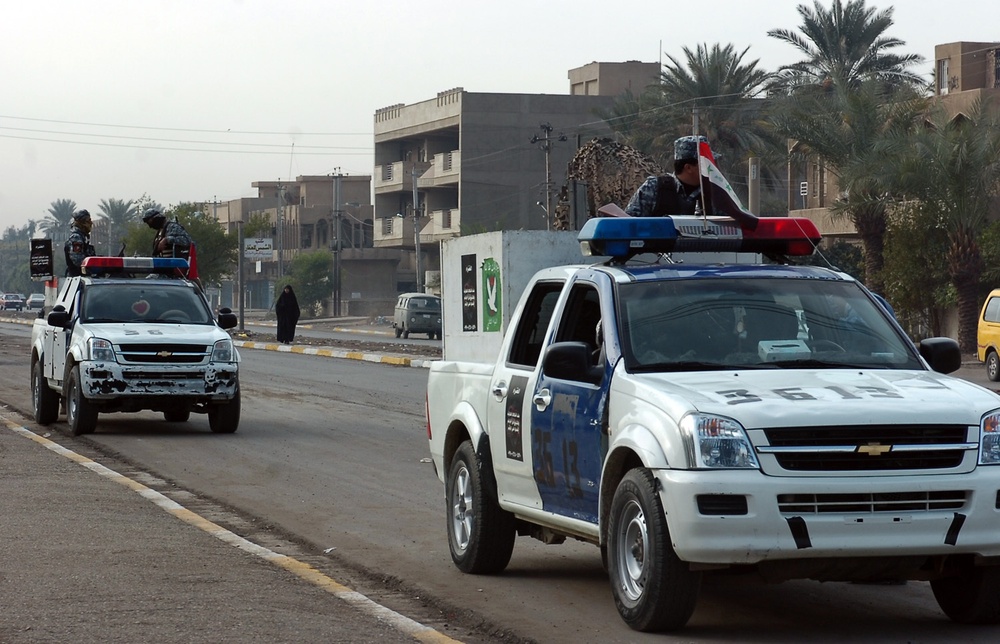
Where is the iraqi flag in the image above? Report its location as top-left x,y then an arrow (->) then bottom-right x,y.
187,242 -> 199,280
698,141 -> 759,230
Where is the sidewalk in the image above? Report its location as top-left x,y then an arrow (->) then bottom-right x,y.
0,418 -> 455,643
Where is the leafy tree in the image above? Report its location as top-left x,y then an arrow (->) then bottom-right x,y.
96,197 -> 137,255
40,199 -> 77,237
880,202 -> 951,338
0,221 -> 37,294
245,211 -> 272,238
122,202 -> 238,286
281,250 -> 332,317
875,100 -> 1000,352
768,0 -> 925,92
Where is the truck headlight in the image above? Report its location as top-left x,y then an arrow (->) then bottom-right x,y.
88,338 -> 116,363
680,413 -> 759,469
979,410 -> 1000,464
211,339 -> 235,363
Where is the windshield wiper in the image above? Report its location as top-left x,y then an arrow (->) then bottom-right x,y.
762,359 -> 879,369
633,361 -> 731,373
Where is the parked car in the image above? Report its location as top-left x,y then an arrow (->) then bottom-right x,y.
26,293 -> 46,311
2,293 -> 25,311
978,288 -> 1000,381
393,293 -> 441,339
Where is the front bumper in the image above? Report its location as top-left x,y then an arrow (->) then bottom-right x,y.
81,360 -> 238,401
656,468 -> 1000,564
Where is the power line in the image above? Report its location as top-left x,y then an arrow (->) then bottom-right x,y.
0,114 -> 369,136
0,132 -> 374,155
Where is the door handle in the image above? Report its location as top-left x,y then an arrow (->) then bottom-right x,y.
492,381 -> 508,401
533,389 -> 551,411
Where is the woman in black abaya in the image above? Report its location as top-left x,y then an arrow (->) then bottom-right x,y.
275,284 -> 301,344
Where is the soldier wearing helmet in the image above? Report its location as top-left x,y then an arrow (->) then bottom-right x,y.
142,208 -> 192,260
64,209 -> 96,276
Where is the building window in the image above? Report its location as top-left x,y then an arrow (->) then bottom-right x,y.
442,209 -> 452,229
443,152 -> 453,171
382,217 -> 393,235
382,165 -> 393,181
938,58 -> 949,95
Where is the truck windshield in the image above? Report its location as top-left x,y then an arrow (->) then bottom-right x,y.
618,278 -> 922,372
81,283 -> 212,324
407,297 -> 440,311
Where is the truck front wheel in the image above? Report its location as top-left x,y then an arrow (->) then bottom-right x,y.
208,388 -> 241,433
32,359 -> 60,425
608,468 -> 701,632
446,440 -> 515,574
931,563 -> 1000,623
66,365 -> 97,436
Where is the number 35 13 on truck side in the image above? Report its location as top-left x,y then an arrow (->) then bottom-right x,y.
425,216 -> 1000,632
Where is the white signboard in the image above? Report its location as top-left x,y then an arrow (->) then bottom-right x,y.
244,238 -> 273,260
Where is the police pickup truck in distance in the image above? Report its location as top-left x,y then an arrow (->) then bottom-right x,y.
426,216 -> 1000,632
30,256 -> 241,435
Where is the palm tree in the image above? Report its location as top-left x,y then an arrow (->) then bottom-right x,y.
97,198 -> 137,255
600,43 -> 782,202
39,199 -> 77,238
768,0 -> 925,92
873,100 -> 1000,352
770,78 -> 925,292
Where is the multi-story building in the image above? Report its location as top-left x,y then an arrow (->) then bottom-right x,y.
371,61 -> 659,290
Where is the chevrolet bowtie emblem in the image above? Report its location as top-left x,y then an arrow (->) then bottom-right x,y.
857,443 -> 892,456
156,351 -> 173,358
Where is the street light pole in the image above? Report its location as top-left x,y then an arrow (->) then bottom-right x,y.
331,171 -> 344,317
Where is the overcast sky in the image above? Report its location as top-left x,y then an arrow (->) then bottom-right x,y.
1,0 -> 997,232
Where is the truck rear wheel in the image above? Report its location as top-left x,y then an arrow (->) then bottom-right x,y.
66,365 -> 97,436
208,388 -> 240,433
32,359 -> 60,425
446,440 -> 515,574
931,563 -> 1000,623
987,351 -> 1000,382
608,468 -> 701,632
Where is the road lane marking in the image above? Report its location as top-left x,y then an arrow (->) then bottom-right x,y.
2,419 -> 462,644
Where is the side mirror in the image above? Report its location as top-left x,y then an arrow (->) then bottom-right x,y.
217,307 -> 238,330
918,337 -> 962,374
542,341 -> 603,385
47,305 -> 69,328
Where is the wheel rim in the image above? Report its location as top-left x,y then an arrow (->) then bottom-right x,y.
990,355 -> 998,379
450,464 -> 473,553
31,366 -> 40,410
616,499 -> 649,602
68,378 -> 79,424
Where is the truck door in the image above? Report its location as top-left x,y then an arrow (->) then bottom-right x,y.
44,279 -> 79,381
530,281 -> 611,524
487,280 -> 565,510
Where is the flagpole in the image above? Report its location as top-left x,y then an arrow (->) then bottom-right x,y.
692,108 -> 709,231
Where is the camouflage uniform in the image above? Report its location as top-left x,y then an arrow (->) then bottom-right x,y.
152,219 -> 193,258
64,225 -> 95,276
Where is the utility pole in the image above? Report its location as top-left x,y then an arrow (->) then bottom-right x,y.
276,181 -> 285,281
530,123 -> 566,231
412,167 -> 422,293
331,170 -> 344,316
237,218 -> 245,332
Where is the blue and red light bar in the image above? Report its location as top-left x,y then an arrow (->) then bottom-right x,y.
81,256 -> 190,276
578,216 -> 821,260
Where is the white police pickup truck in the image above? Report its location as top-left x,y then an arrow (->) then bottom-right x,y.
30,256 -> 241,435
426,216 -> 1000,632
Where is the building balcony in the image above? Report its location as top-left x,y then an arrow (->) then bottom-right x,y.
425,208 -> 461,243
419,151 -> 461,187
373,209 -> 460,248
374,160 -> 431,195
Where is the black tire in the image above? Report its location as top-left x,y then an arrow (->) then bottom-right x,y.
402,328 -> 410,339
66,365 -> 98,436
208,387 -> 240,433
608,469 -> 701,632
987,351 -> 1000,382
446,440 -> 515,574
32,359 -> 60,425
164,409 -> 191,423
931,564 -> 1000,624
394,327 -> 402,338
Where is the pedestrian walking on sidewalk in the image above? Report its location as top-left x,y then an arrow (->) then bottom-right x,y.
275,285 -> 301,344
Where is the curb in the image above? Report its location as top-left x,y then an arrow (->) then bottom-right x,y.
233,340 -> 435,369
